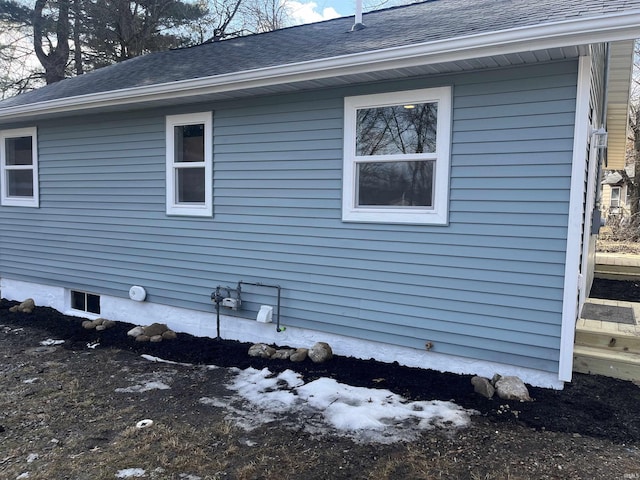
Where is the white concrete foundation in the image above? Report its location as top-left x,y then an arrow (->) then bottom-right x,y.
1,278 -> 564,389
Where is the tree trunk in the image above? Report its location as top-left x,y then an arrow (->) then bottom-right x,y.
33,0 -> 70,84
73,0 -> 83,76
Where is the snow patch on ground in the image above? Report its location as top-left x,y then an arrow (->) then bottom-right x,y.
201,367 -> 476,444
115,371 -> 175,393
115,381 -> 171,393
298,377 -> 472,433
115,468 -> 146,478
141,354 -> 217,369
228,367 -> 304,412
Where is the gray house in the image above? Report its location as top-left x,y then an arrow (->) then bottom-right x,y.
0,0 -> 638,388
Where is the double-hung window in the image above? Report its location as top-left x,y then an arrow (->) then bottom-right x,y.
342,87 -> 452,224
610,186 -> 621,208
1,127 -> 39,207
166,112 -> 212,216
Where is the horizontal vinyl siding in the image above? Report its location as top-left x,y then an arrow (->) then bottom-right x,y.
0,60 -> 578,373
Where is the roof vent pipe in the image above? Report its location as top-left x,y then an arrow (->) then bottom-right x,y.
352,0 -> 365,31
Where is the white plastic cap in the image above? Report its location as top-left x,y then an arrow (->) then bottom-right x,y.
129,285 -> 147,302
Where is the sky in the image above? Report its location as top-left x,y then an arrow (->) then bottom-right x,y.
286,0 -> 405,25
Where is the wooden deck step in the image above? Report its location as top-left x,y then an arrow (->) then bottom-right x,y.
573,345 -> 640,382
594,259 -> 640,280
575,326 -> 640,354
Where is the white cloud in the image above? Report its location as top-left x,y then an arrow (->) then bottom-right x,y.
285,1 -> 342,25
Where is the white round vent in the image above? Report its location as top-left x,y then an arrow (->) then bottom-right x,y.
129,285 -> 147,302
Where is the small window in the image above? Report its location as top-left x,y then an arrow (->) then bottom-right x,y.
342,87 -> 452,224
166,112 -> 213,216
71,290 -> 101,315
610,186 -> 621,208
0,127 -> 39,207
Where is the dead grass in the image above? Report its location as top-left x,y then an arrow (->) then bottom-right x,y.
597,238 -> 640,254
2,323 -> 640,479
597,225 -> 640,254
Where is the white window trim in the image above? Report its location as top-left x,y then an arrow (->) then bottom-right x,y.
342,87 -> 452,225
166,112 -> 213,217
0,126 -> 39,208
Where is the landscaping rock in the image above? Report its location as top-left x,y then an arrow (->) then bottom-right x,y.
9,298 -> 35,314
495,376 -> 532,402
84,318 -> 116,331
248,343 -> 275,358
289,348 -> 308,362
308,342 -> 333,363
143,323 -> 169,337
471,376 -> 495,399
127,326 -> 145,337
162,330 -> 177,340
102,320 -> 116,329
126,323 -> 175,343
271,349 -> 296,360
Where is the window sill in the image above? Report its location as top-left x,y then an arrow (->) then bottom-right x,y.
1,197 -> 39,208
166,205 -> 212,217
342,208 -> 448,225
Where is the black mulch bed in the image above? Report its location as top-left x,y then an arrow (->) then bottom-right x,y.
590,277 -> 640,303
2,296 -> 640,444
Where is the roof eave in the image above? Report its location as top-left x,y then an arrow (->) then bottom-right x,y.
2,10 -> 640,122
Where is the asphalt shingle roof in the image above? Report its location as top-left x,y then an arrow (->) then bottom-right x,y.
2,0 -> 640,109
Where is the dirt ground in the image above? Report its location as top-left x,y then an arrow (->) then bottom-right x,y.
1,290 -> 640,480
597,240 -> 640,255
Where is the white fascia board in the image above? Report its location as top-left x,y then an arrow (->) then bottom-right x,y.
2,10 -> 640,121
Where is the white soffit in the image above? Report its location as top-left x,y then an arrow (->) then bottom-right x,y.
606,40 -> 635,170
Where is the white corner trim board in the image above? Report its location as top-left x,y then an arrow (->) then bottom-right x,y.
558,55 -> 593,383
1,278 -> 564,389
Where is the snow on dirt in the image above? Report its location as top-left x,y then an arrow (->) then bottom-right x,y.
114,371 -> 174,393
135,354 -> 474,443
199,366 -> 475,444
115,468 -> 146,478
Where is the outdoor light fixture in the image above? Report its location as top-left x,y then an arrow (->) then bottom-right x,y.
403,104 -> 416,109
591,127 -> 608,149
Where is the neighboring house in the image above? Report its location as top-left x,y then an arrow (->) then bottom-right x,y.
0,0 -> 637,389
601,171 -> 631,218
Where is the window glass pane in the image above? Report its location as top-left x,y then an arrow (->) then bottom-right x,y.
87,294 -> 101,314
611,188 -> 620,207
7,170 -> 33,197
174,124 -> 204,163
177,167 -> 205,203
5,136 -> 33,166
71,291 -> 86,311
356,103 -> 437,156
357,161 -> 434,207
